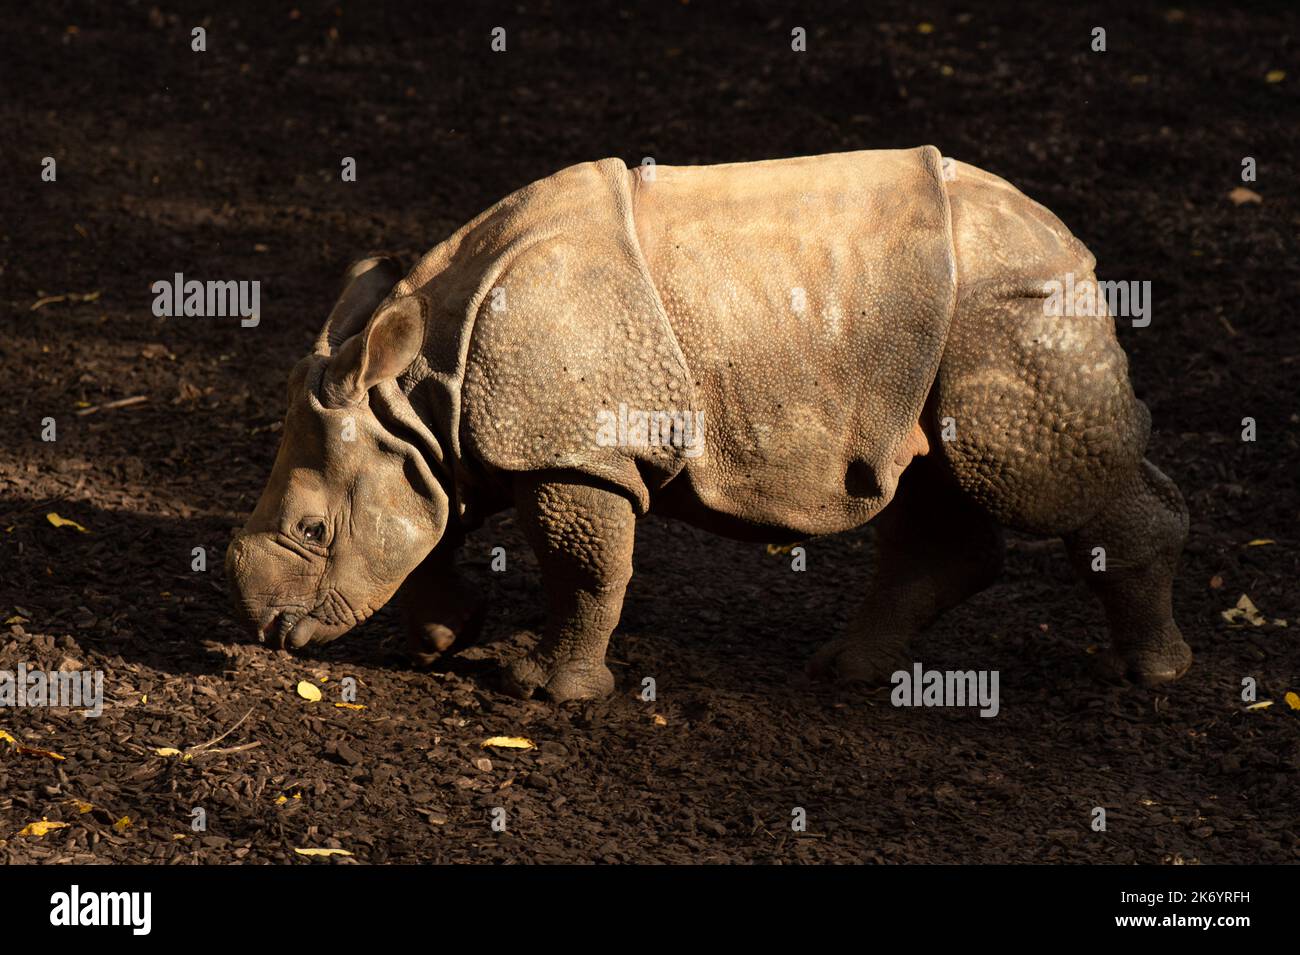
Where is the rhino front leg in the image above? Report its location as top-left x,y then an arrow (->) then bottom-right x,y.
808,460 -> 1004,684
400,537 -> 486,666
500,472 -> 635,702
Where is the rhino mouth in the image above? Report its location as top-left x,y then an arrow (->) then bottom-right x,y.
258,608 -> 321,650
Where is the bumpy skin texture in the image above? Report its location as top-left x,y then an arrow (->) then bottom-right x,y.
229,147 -> 1191,700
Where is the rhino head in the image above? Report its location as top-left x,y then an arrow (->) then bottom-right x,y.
225,257 -> 449,650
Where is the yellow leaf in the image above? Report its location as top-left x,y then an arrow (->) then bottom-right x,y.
17,745 -> 66,761
1245,701 -> 1273,711
155,747 -> 182,757
333,702 -> 365,710
20,820 -> 70,837
74,400 -> 91,409
5,615 -> 28,624
481,736 -> 536,750
1285,692 -> 1300,711
275,795 -> 288,805
917,22 -> 934,34
46,512 -> 89,533
114,816 -> 132,831
652,714 -> 668,726
70,800 -> 93,814
1266,69 -> 1285,83
1246,539 -> 1276,546
294,847 -> 352,857
0,730 -> 16,746
296,680 -> 322,702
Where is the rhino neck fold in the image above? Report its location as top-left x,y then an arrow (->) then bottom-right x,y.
369,379 -> 467,535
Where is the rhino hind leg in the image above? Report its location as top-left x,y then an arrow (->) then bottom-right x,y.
1062,460 -> 1192,685
933,286 -> 1191,685
499,472 -> 636,702
807,459 -> 1004,684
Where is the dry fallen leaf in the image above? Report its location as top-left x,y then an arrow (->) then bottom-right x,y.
296,680 -> 322,702
1285,692 -> 1300,711
1227,187 -> 1262,206
1265,69 -> 1286,83
20,820 -> 70,837
5,615 -> 28,624
1246,539 -> 1276,546
1221,594 -> 1267,627
1208,575 -> 1223,589
294,847 -> 351,857
46,512 -> 89,533
334,702 -> 365,710
652,714 -> 668,726
1245,701 -> 1274,711
481,736 -> 535,750
155,747 -> 182,757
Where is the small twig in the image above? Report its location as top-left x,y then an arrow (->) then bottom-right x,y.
30,290 -> 101,311
186,706 -> 254,754
186,741 -> 263,759
75,395 -> 148,416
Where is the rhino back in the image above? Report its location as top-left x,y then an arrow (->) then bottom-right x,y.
630,147 -> 957,535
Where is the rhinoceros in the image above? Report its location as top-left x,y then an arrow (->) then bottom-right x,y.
225,147 -> 1191,701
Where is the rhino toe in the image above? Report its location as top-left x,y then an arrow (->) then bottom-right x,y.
807,638 -> 910,686
499,654 -> 614,702
1092,633 -> 1193,687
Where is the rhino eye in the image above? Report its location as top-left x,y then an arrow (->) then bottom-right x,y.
299,520 -> 327,544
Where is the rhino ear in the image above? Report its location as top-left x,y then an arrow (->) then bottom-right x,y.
320,295 -> 426,407
315,255 -> 405,355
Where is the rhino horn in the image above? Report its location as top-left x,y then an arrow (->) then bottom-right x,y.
314,254 -> 406,356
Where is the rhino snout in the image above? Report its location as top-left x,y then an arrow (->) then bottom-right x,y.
225,532 -> 361,650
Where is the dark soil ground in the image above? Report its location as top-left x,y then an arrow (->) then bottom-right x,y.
1,1 -> 1296,864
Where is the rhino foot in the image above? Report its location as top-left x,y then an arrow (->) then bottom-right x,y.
1092,628 -> 1193,687
406,597 -> 486,668
499,652 -> 615,702
806,638 -> 911,686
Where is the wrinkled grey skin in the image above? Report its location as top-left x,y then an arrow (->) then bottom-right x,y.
227,149 -> 1192,702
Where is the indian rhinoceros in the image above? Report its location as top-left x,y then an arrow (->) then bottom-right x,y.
225,147 -> 1192,701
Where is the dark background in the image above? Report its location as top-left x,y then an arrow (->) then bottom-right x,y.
1,1 -> 1296,863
